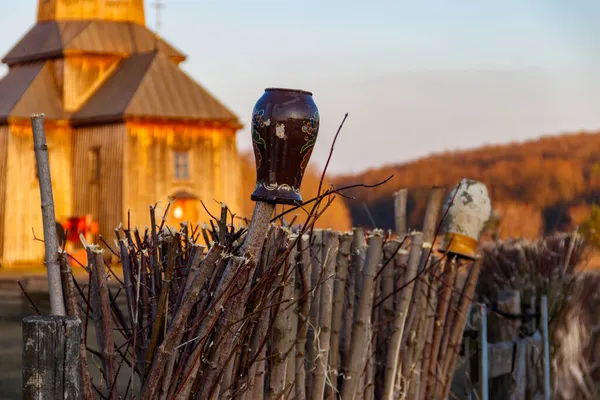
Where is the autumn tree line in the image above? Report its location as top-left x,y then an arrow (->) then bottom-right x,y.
328,131 -> 600,240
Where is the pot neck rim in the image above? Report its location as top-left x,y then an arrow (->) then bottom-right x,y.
264,87 -> 313,96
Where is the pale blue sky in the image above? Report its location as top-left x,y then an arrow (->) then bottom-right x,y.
2,1 -> 600,174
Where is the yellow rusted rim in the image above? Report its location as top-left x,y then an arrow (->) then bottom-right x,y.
438,232 -> 478,259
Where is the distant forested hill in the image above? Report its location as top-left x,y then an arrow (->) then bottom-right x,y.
331,131 -> 600,239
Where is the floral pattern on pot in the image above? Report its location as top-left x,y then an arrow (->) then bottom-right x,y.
299,111 -> 319,177
251,108 -> 268,169
301,112 -> 319,151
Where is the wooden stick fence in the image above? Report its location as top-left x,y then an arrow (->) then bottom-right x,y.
21,105 -> 501,400
20,110 -> 591,400
22,184 -> 489,399
459,295 -> 551,400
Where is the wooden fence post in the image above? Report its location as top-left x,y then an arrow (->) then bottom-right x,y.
393,189 -> 408,239
31,113 -> 66,316
541,295 -> 551,400
488,289 -> 521,399
478,303 -> 489,400
523,292 -> 538,399
22,315 -> 82,400
464,304 -> 474,400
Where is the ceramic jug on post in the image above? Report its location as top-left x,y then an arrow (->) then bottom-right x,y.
438,178 -> 492,259
241,87 -> 320,261
250,88 -> 320,205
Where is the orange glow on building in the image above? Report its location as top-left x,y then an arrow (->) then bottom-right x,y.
0,0 -> 242,268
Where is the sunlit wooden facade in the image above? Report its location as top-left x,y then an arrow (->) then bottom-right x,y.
0,1 -> 242,267
37,0 -> 145,25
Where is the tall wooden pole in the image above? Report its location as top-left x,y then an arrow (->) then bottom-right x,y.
31,113 -> 66,316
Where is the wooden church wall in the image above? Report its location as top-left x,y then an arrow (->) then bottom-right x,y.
0,120 -> 241,266
73,124 -> 125,247
124,122 -> 242,231
0,127 -> 34,266
123,123 -> 171,230
0,125 -> 8,265
217,130 -> 241,216
2,123 -> 72,266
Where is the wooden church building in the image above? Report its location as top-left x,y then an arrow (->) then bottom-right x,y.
0,0 -> 242,267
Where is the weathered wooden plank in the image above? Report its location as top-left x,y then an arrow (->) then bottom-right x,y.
487,332 -> 542,379
22,315 -> 82,400
489,290 -> 521,400
525,295 -> 539,398
511,338 -> 527,400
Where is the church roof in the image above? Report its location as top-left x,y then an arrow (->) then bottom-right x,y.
74,51 -> 239,126
0,52 -> 239,127
0,17 -> 239,128
2,20 -> 186,66
0,62 -> 64,123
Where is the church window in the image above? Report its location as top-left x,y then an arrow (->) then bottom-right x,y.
174,151 -> 190,180
88,147 -> 101,183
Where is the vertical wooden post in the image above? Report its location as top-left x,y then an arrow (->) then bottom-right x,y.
329,232 -> 353,398
59,251 -> 94,399
22,315 -> 82,399
306,229 -> 323,393
240,201 -> 276,262
524,293 -> 538,399
382,232 -> 423,400
394,189 -> 408,239
421,186 -> 446,247
541,295 -> 551,400
478,303 -> 489,400
488,290 -> 521,399
440,258 -> 484,400
31,113 -> 66,316
464,304 -> 474,400
341,230 -> 383,400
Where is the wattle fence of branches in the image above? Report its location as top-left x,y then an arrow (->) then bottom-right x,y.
35,186 -> 482,400
21,107 -> 594,400
23,113 -> 491,400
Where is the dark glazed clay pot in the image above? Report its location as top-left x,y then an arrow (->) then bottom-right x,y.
250,88 -> 320,205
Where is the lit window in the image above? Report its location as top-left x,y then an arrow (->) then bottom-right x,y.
174,151 -> 190,180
